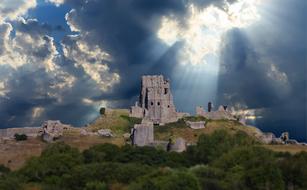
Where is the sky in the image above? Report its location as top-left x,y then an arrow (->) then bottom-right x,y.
0,0 -> 306,141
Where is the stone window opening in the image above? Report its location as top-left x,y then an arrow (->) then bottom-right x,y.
167,105 -> 170,108
157,102 -> 160,106
151,102 -> 154,106
164,88 -> 168,94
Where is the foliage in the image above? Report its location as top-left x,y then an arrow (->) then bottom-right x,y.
99,107 -> 106,115
120,115 -> 142,130
85,181 -> 107,190
279,152 -> 307,189
185,129 -> 256,164
2,130 -> 306,190
128,169 -> 200,190
14,133 -> 28,141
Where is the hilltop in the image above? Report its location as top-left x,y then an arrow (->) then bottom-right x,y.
0,109 -> 307,171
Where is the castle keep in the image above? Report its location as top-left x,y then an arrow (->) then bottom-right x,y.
130,75 -> 186,124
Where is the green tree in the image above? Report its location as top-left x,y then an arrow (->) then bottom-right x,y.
99,107 -> 106,115
85,181 -> 107,190
214,146 -> 285,190
19,142 -> 83,184
279,152 -> 307,189
129,169 -> 200,190
83,143 -> 120,163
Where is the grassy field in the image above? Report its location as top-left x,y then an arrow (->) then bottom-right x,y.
1,109 -> 306,171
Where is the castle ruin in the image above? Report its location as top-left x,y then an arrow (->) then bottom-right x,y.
130,75 -> 188,124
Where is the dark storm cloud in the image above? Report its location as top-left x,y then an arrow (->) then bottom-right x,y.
0,0 -> 305,143
216,0 -> 306,141
63,0 -> 189,104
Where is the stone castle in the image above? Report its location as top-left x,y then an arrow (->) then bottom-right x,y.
130,75 -> 188,124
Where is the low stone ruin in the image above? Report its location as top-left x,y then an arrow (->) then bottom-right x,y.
41,120 -> 71,142
131,121 -> 154,147
196,105 -> 236,121
97,129 -> 113,137
0,127 -> 42,139
171,138 -> 187,152
186,121 -> 206,129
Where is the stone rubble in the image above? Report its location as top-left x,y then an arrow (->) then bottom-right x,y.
186,121 -> 206,129
97,129 -> 113,137
41,120 -> 71,142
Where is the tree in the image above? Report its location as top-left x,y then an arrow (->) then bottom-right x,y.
99,107 -> 106,115
129,169 -> 200,190
85,181 -> 107,190
14,133 -> 27,141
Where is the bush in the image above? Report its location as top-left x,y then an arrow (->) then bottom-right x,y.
0,164 -> 10,176
129,169 -> 200,190
99,107 -> 106,115
214,146 -> 285,190
19,143 -> 83,183
83,143 -> 120,163
185,129 -> 256,165
279,152 -> 307,189
85,181 -> 107,190
14,133 -> 27,141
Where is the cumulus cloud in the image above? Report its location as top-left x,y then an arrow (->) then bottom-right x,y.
62,35 -> 120,92
46,0 -> 65,7
0,0 -> 36,23
0,16 -> 120,127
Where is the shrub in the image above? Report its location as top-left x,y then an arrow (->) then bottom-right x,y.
14,133 -> 27,141
83,143 -> 120,163
99,107 -> 106,115
85,181 -> 107,190
19,143 -> 83,183
129,169 -> 200,190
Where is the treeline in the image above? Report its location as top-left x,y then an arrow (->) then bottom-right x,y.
0,130 -> 307,190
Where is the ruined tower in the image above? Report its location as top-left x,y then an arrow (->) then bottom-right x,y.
130,75 -> 184,124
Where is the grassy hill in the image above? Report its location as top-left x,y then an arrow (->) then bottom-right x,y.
87,109 -> 261,144
0,109 -> 306,171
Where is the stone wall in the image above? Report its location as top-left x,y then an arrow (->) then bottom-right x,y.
196,106 -> 236,121
0,127 -> 42,139
186,121 -> 206,129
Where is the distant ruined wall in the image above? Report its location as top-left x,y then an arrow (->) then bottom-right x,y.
196,105 -> 236,121
0,127 -> 42,138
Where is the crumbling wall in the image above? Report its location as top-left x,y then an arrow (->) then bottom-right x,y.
130,75 -> 186,124
133,122 -> 154,146
0,127 -> 42,139
196,105 -> 236,121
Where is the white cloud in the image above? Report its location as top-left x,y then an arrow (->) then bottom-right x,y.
65,9 -> 80,32
158,0 -> 261,65
0,80 -> 9,97
32,107 -> 44,118
62,35 -> 120,92
46,0 -> 64,7
0,19 -> 76,102
0,0 -> 36,23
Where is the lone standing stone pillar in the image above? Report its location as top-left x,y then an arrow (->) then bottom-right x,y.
133,122 -> 154,146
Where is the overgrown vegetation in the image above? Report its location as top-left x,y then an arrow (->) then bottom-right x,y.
1,130 -> 306,190
14,133 -> 28,141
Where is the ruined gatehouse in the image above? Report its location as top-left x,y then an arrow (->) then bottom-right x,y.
130,75 -> 188,124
